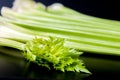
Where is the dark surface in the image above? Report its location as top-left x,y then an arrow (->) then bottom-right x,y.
0,0 -> 120,80
0,51 -> 120,80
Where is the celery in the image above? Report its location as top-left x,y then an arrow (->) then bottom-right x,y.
10,2 -> 120,29
0,0 -> 120,73
0,24 -> 90,73
0,0 -> 120,56
2,17 -> 120,49
47,3 -> 120,26
2,7 -> 120,33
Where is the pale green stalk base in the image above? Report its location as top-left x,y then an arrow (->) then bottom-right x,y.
0,38 -> 25,50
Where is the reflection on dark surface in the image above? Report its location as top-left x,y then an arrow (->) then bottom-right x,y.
24,63 -> 89,80
0,48 -> 120,80
0,50 -> 89,80
82,56 -> 120,80
0,52 -> 25,77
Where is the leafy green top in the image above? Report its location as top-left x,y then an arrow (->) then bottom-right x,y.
23,36 -> 90,73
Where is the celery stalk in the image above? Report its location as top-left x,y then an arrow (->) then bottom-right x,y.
0,0 -> 120,73
1,1 -> 120,56
3,18 -> 120,49
2,7 -> 120,33
47,3 -> 120,26
0,25 -> 90,73
0,21 -> 120,56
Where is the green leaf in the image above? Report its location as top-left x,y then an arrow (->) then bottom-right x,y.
23,36 -> 90,73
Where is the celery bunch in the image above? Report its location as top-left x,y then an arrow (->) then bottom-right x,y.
0,26 -> 89,73
1,0 -> 120,56
0,0 -> 91,73
0,0 -> 120,73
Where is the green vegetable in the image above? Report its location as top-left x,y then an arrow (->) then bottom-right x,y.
0,0 -> 120,74
1,0 -> 120,56
0,24 -> 90,73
